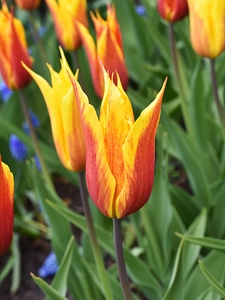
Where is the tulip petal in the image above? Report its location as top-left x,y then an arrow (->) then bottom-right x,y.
45,0 -> 87,50
115,79 -> 167,218
0,159 -> 14,256
0,4 -> 32,89
100,69 -> 134,205
76,21 -> 103,98
97,27 -> 128,93
71,79 -> 116,217
61,87 -> 86,171
22,63 -> 68,168
188,0 -> 225,58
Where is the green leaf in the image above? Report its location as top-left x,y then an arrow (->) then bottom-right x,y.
48,236 -> 75,298
141,127 -> 173,280
196,287 -> 218,300
47,200 -> 163,299
10,233 -> 21,294
162,240 -> 184,300
31,274 -> 68,300
199,260 -> 225,298
161,110 -> 212,207
170,184 -> 199,228
182,208 -> 207,278
176,234 -> 225,252
184,251 -> 225,300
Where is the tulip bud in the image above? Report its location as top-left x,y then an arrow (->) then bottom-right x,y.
0,158 -> 14,256
157,0 -> 189,22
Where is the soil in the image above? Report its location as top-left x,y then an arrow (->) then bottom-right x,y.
0,175 -> 83,300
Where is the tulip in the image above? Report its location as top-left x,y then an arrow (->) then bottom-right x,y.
15,0 -> 41,10
157,0 -> 188,22
45,0 -> 88,51
71,66 -> 166,218
187,0 -> 225,58
76,5 -> 128,98
22,47 -> 86,172
0,1 -> 33,89
0,158 -> 14,256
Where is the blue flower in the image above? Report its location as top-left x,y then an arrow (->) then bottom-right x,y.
0,81 -> 13,102
38,252 -> 59,278
23,110 -> 40,135
135,5 -> 146,17
9,135 -> 28,161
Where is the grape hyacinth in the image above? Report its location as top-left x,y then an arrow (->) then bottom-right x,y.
9,134 -> 28,161
38,252 -> 59,278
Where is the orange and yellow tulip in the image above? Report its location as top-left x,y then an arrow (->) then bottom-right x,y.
157,0 -> 188,22
0,158 -> 14,256
187,0 -> 225,58
0,1 -> 33,89
71,67 -> 166,218
23,48 -> 86,172
77,5 -> 128,98
15,0 -> 41,10
45,0 -> 88,51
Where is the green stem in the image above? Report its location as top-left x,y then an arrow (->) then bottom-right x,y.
78,172 -> 114,300
113,218 -> 133,300
18,90 -> 54,191
209,59 -> 225,141
168,23 -> 193,137
29,12 -> 49,79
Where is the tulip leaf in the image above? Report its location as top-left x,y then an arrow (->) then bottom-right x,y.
0,255 -> 14,283
46,200 -> 163,299
184,251 -> 225,300
141,127 -> 173,280
82,259 -> 141,300
47,236 -> 75,298
169,184 -> 199,228
182,208 -> 207,278
195,287 -> 218,300
10,233 -> 21,294
176,234 -> 225,252
199,260 -> 225,298
162,239 -> 184,300
161,110 -> 212,207
31,274 -> 68,300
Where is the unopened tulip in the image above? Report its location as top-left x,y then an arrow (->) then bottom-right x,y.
157,0 -> 188,22
22,48 -> 86,172
15,0 -> 41,10
77,5 -> 128,98
0,1 -> 33,89
45,0 -> 88,51
187,0 -> 225,58
71,67 -> 166,218
0,158 -> 14,256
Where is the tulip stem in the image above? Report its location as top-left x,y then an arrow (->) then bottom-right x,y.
209,59 -> 225,140
113,218 -> 133,300
28,12 -> 49,79
168,23 -> 193,136
78,172 -> 114,300
18,90 -> 54,191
